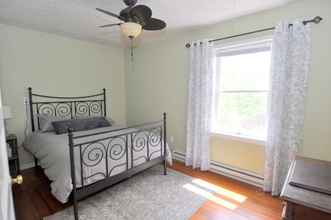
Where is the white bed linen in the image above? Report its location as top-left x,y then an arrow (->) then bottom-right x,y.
24,125 -> 172,203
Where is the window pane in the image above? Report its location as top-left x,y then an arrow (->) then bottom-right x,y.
214,92 -> 268,139
218,51 -> 271,91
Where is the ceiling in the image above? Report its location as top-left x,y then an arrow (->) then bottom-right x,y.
0,0 -> 293,45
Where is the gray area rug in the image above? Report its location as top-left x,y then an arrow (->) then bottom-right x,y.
45,166 -> 207,220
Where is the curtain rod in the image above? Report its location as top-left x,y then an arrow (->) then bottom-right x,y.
185,16 -> 323,48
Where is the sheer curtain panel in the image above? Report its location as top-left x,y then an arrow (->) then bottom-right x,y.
264,20 -> 312,195
185,40 -> 215,171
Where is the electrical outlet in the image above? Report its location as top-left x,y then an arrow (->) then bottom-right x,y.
170,136 -> 174,143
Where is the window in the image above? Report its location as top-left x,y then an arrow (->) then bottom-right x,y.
212,40 -> 272,142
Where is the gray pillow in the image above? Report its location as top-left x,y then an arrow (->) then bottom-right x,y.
74,116 -> 115,125
37,114 -> 64,132
52,117 -> 111,134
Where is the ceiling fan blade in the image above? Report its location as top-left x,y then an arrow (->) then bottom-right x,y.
99,23 -> 122,28
96,8 -> 123,21
143,18 -> 167,31
130,5 -> 152,25
119,7 -> 132,22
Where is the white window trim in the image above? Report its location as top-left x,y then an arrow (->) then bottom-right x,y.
212,37 -> 272,146
213,35 -> 273,51
211,131 -> 266,146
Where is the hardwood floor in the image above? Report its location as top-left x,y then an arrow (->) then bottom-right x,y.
172,162 -> 282,220
13,168 -> 69,220
12,161 -> 330,220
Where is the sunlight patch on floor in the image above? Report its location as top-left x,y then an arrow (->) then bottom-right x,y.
183,183 -> 237,210
192,178 -> 247,203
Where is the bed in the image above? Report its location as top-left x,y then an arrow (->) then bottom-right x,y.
24,88 -> 170,220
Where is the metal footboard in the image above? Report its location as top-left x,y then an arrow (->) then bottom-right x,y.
68,113 -> 167,220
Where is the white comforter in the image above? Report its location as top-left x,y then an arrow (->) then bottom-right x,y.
24,125 -> 172,203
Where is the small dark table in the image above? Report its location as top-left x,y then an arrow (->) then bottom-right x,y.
6,134 -> 20,177
281,156 -> 331,220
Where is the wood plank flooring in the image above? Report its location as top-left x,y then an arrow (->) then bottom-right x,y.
172,162 -> 282,220
12,161 -> 330,220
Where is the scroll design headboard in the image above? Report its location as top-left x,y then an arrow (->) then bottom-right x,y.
28,87 -> 107,132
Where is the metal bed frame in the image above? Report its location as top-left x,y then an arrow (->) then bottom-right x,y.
28,88 -> 167,220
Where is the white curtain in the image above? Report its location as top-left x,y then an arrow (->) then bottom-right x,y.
185,40 -> 215,171
264,20 -> 312,195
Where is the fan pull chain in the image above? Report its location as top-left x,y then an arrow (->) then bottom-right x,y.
130,36 -> 134,62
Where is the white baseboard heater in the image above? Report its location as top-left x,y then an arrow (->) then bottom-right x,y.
173,151 -> 264,188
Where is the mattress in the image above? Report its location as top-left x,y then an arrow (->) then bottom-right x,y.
24,125 -> 172,203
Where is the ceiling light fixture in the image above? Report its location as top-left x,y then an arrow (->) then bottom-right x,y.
120,22 -> 142,39
119,22 -> 142,60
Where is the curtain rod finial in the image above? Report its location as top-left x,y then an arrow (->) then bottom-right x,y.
313,16 -> 323,24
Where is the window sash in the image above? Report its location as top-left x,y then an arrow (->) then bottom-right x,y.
217,46 -> 270,57
216,38 -> 272,57
212,40 -> 271,141
213,91 -> 269,139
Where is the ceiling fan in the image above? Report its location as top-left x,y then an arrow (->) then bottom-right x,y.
96,0 -> 167,39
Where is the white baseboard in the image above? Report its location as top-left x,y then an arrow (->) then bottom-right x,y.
20,161 -> 35,170
173,151 -> 264,188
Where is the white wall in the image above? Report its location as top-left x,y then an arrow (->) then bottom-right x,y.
0,24 -> 126,168
126,0 -> 331,175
